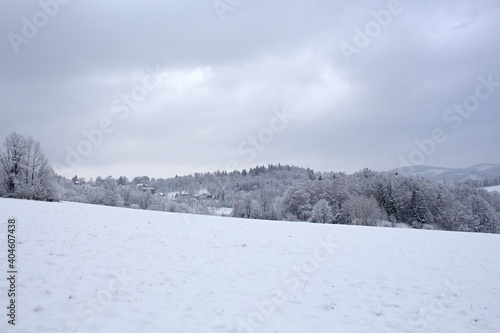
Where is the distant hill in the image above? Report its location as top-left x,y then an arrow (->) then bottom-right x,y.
391,164 -> 500,183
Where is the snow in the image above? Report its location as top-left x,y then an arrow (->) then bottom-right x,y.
485,185 -> 500,193
166,192 -> 180,200
196,189 -> 211,196
1,198 -> 499,333
212,207 -> 233,216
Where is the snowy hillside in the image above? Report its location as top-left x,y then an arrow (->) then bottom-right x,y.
1,199 -> 499,333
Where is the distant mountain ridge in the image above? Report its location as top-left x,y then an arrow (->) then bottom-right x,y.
391,164 -> 500,183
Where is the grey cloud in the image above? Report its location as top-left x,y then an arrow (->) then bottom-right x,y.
1,0 -> 499,179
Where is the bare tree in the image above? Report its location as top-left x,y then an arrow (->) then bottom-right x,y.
0,132 -> 55,200
310,199 -> 334,223
0,132 -> 26,194
345,195 -> 385,226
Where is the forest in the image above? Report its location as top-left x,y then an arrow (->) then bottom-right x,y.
2,132 -> 500,234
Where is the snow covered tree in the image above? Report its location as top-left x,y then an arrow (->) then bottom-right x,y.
147,195 -> 166,211
408,188 -> 428,228
101,176 -> 123,207
0,132 -> 56,200
117,176 -> 129,186
282,182 -> 312,220
376,181 -> 399,222
249,199 -> 262,219
0,132 -> 26,194
345,195 -> 385,226
468,194 -> 499,233
255,185 -> 279,219
21,138 -> 55,200
232,192 -> 253,218
310,199 -> 334,223
430,191 -> 455,230
44,161 -> 500,234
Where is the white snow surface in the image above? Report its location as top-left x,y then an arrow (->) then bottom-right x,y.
485,185 -> 500,193
212,207 -> 233,216
1,198 -> 500,333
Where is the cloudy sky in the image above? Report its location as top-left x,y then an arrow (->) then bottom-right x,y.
1,0 -> 499,179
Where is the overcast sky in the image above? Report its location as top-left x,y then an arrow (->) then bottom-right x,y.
1,0 -> 499,179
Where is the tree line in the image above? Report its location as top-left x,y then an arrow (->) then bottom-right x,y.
1,133 -> 499,234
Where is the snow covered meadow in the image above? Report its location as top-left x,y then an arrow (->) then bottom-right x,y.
1,198 -> 499,333
486,185 -> 500,193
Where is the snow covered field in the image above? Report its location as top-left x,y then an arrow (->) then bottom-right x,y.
1,198 -> 499,333
485,185 -> 500,193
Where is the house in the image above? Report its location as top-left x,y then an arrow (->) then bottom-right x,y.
141,187 -> 156,195
134,183 -> 156,194
193,189 -> 213,200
